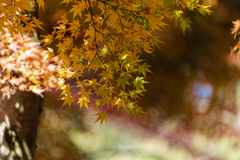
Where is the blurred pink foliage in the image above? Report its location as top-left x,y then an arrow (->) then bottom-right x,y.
0,25 -> 60,98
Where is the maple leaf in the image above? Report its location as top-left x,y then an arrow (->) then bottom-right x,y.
13,24 -> 26,37
32,17 -> 44,30
56,78 -> 65,91
77,96 -> 90,110
151,36 -> 164,49
132,76 -> 148,90
94,111 -> 107,126
172,10 -> 183,25
114,98 -> 126,111
61,96 -> 75,108
131,106 -> 147,119
116,73 -> 130,91
69,2 -> 86,19
125,101 -> 146,119
29,75 -> 40,84
197,5 -> 212,16
91,99 -> 102,112
129,89 -> 144,100
232,19 -> 240,39
125,101 -> 136,114
138,63 -> 152,78
30,86 -> 45,98
41,34 -> 54,46
37,0 -> 46,11
180,17 -> 192,35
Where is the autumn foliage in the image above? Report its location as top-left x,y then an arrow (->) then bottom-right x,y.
0,25 -> 60,99
0,0 -> 211,125
232,19 -> 240,56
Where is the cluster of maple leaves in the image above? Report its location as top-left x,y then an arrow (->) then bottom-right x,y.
0,0 -> 211,125
0,25 -> 60,99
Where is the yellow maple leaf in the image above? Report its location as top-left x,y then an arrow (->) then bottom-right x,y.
77,96 -> 90,110
69,1 -> 87,19
37,0 -> 46,11
114,98 -> 126,111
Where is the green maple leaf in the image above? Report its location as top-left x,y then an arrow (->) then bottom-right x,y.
139,63 -> 152,78
132,76 -> 148,90
125,101 -> 135,114
125,101 -> 146,119
186,0 -> 198,10
116,73 -> 130,91
129,89 -> 144,99
180,17 -> 192,35
151,36 -> 163,49
132,106 -> 146,119
91,99 -> 102,112
172,10 -> 183,25
198,5 -> 212,16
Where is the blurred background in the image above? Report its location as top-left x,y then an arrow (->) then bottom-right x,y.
35,0 -> 240,159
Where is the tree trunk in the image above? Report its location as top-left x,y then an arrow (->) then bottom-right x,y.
0,91 -> 42,160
